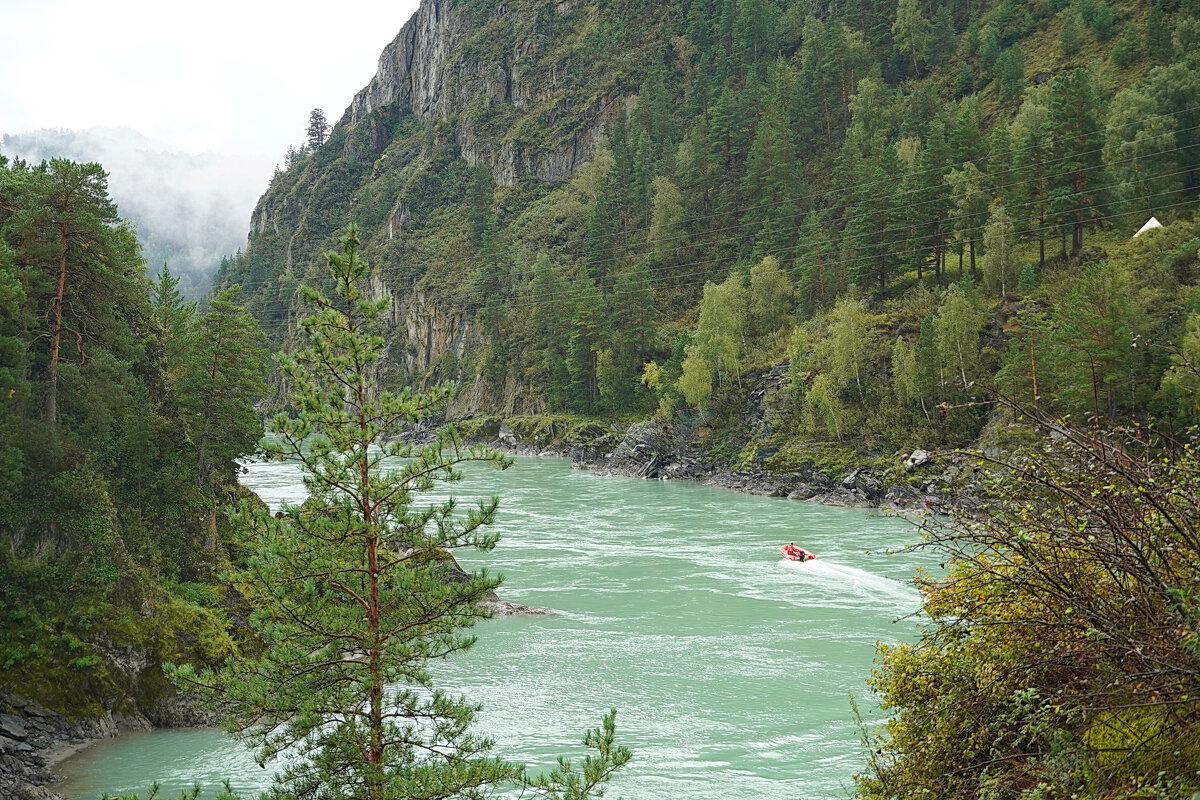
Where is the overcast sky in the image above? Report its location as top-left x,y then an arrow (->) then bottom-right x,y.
0,0 -> 422,167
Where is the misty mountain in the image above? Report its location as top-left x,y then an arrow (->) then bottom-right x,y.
1,126 -> 269,298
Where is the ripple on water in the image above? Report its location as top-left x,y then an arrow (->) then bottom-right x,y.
57,455 -> 937,800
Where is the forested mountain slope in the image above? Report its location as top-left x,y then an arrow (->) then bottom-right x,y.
0,157 -> 267,724
218,0 -> 1200,463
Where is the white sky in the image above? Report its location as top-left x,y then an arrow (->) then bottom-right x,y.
0,0 -> 422,166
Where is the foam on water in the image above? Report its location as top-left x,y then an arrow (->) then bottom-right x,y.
57,455 -> 936,800
780,557 -> 921,605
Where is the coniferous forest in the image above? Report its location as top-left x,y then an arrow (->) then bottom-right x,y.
221,0 -> 1200,459
4,0 -> 1200,797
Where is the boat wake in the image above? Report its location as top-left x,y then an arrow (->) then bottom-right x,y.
781,557 -> 919,605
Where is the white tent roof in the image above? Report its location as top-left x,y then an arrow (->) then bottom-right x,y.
1134,217 -> 1163,237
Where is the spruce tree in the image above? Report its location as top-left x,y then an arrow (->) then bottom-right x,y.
306,108 -> 330,149
1144,3 -> 1173,62
174,286 -> 268,549
1046,68 -> 1108,254
171,229 -> 629,800
923,5 -> 956,68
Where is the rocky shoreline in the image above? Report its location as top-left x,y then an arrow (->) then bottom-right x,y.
0,689 -> 148,800
14,415 -> 971,798
476,418 -> 981,515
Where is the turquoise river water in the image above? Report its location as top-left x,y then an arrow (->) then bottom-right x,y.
55,455 -> 935,800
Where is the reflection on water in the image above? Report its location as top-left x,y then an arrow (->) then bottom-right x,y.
56,456 -> 933,800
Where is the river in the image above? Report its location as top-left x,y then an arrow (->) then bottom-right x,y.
55,454 -> 934,800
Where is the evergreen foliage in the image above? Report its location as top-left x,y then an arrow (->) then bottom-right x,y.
209,0 -> 1200,481
306,109 -> 330,149
0,156 -> 268,715
171,229 -> 629,800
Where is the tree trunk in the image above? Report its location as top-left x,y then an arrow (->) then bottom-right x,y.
1038,207 -> 1046,269
47,222 -> 69,429
1030,335 -> 1040,411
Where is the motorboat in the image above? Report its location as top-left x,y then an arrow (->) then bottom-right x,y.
780,543 -> 815,562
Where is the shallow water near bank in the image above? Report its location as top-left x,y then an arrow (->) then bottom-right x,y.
56,455 -> 934,800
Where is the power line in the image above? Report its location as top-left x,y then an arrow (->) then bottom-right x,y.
221,139 -> 1200,316
220,108 -> 1200,292
241,186 -> 1199,321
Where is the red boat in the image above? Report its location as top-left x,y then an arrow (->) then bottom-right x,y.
780,543 -> 815,562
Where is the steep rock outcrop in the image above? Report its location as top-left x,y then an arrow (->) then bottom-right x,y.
365,275 -> 472,376
343,0 -> 614,187
219,0 -> 665,410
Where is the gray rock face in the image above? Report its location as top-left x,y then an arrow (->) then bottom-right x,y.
345,0 -> 470,124
0,713 -> 28,741
0,690 -> 85,797
342,0 -> 608,186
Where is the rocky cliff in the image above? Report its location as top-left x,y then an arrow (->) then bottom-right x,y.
344,0 -> 620,186
221,0 -> 663,409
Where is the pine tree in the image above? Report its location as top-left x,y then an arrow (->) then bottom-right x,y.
734,0 -> 776,78
1046,68 -> 1108,254
8,159 -> 144,431
993,45 -> 1025,103
946,162 -> 989,278
795,211 -> 839,313
1090,2 -> 1118,39
306,108 -> 330,149
170,229 -> 629,800
1146,60 -> 1200,202
985,121 -> 1014,204
980,27 -> 1002,72
741,101 -> 801,247
1144,3 -> 1173,62
566,278 -> 605,412
916,117 -> 954,282
1104,86 -> 1179,216
1012,99 -> 1052,269
1059,9 -> 1084,57
923,5 -> 957,67
1110,24 -> 1142,67
649,175 -> 688,266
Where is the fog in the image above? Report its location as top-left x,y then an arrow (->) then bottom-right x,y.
1,127 -> 273,299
